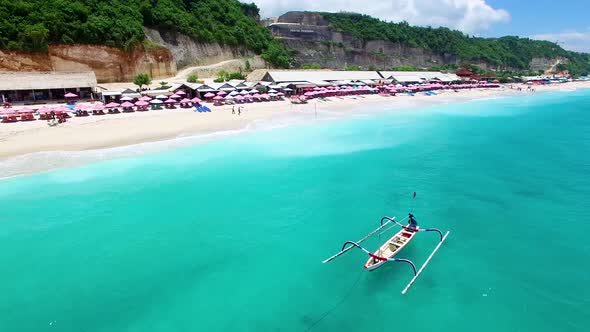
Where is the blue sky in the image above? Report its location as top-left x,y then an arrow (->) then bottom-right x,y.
248,0 -> 590,52
486,0 -> 588,36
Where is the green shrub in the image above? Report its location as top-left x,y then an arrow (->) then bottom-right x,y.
187,74 -> 198,83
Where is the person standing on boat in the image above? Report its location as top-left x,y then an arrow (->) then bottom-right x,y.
408,213 -> 418,230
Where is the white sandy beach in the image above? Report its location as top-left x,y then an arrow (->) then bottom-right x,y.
1,82 -> 589,164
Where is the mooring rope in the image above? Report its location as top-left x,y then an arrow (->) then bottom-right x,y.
306,270 -> 364,332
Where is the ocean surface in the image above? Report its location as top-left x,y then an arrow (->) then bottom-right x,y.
1,90 -> 589,332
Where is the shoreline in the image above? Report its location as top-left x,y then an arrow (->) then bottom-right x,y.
1,82 -> 589,177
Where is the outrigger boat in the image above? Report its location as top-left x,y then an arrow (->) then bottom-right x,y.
323,212 -> 450,294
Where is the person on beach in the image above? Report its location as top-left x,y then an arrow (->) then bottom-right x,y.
408,213 -> 418,230
232,106 -> 235,114
238,107 -> 241,116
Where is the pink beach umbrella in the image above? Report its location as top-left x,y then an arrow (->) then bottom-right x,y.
53,106 -> 69,113
260,94 -> 270,99
235,95 -> 244,101
213,96 -> 224,100
164,99 -> 176,104
179,98 -> 191,103
64,92 -> 78,98
93,103 -> 106,110
204,93 -> 215,98
121,101 -> 134,108
139,96 -> 152,101
169,94 -> 181,99
191,97 -> 202,103
0,109 -> 15,115
135,100 -> 149,107
36,107 -> 50,114
105,102 -> 120,108
17,108 -> 34,114
252,94 -> 261,99
217,91 -> 227,96
175,90 -> 186,95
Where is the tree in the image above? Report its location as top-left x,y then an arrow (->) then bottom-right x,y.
244,59 -> 251,71
368,64 -> 377,71
187,74 -> 198,83
228,72 -> 246,80
216,70 -> 229,82
133,73 -> 151,91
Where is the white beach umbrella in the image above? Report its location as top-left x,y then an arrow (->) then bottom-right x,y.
240,90 -> 250,95
249,89 -> 259,94
268,89 -> 278,93
150,99 -> 163,104
224,95 -> 235,100
229,91 -> 240,96
155,94 -> 168,99
120,96 -> 134,101
283,88 -> 294,92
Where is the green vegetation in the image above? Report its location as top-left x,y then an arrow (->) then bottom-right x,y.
159,81 -> 171,89
391,65 -> 417,71
0,0 -> 291,67
300,63 -> 322,69
143,39 -> 164,50
244,59 -> 251,71
321,12 -> 590,75
344,65 -> 362,71
429,64 -> 459,72
187,74 -> 198,83
215,70 -> 246,82
133,73 -> 151,91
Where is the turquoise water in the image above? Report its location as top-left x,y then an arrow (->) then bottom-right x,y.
1,91 -> 589,331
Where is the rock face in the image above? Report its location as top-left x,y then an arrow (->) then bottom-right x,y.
0,44 -> 176,83
271,11 -> 557,71
144,28 -> 256,69
0,28 -> 260,83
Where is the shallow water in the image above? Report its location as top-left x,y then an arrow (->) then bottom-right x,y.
1,90 -> 589,331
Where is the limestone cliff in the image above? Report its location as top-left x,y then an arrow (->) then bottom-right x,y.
0,44 -> 176,83
0,28 -> 261,83
271,11 -> 560,72
144,28 -> 256,69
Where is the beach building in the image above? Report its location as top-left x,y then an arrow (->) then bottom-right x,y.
0,71 -> 97,104
455,68 -> 477,81
378,71 -> 459,84
261,70 -> 383,84
258,70 -> 384,93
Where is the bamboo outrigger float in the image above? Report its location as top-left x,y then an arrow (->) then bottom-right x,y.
323,211 -> 450,294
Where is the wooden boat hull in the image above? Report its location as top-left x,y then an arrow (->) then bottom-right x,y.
364,227 -> 417,270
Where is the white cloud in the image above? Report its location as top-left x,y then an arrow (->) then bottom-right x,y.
248,0 -> 510,34
531,31 -> 590,53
